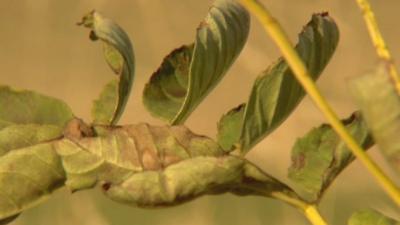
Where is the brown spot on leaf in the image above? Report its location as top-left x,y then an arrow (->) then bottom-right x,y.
102,182 -> 111,191
63,118 -> 94,140
292,153 -> 306,170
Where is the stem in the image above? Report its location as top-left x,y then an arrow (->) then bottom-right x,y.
354,0 -> 400,94
270,192 -> 327,225
239,0 -> 400,206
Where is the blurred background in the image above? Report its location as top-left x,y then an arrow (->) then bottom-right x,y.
1,0 -> 400,224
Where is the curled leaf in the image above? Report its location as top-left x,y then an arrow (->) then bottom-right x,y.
238,13 -> 339,153
288,112 -> 372,202
350,64 -> 400,174
79,10 -> 135,125
143,0 -> 250,124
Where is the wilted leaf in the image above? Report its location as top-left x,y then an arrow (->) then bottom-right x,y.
238,13 -> 339,153
78,10 -> 135,125
217,104 -> 245,151
288,112 -> 372,202
143,0 -> 250,124
348,209 -> 400,225
350,65 -> 400,174
0,118 -> 297,220
0,86 -> 74,127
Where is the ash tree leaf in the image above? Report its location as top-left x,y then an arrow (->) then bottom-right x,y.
143,0 -> 250,124
0,120 -> 296,219
288,112 -> 372,202
236,13 -> 339,153
348,209 -> 400,225
57,123 -> 295,207
78,10 -> 135,125
0,86 -> 74,156
217,104 -> 245,151
350,65 -> 400,174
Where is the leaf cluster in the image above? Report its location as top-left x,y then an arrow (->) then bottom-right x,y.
0,0 -> 399,224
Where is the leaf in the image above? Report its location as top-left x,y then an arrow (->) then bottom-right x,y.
217,104 -> 245,151
238,13 -> 339,153
288,112 -> 372,202
143,45 -> 194,120
143,0 -> 250,124
0,86 -> 74,127
0,124 -> 62,157
348,209 -> 400,225
350,65 -> 400,174
0,120 -> 295,219
0,142 -> 65,220
78,10 -> 135,125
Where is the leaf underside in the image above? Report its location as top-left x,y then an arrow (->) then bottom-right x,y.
143,0 -> 250,125
350,64 -> 400,174
217,13 -> 339,154
288,112 -> 372,202
78,10 -> 135,125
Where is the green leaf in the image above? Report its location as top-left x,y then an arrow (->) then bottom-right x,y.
217,104 -> 245,151
238,13 -> 339,153
350,65 -> 400,174
288,112 -> 372,202
0,142 -> 65,220
348,209 -> 400,225
0,86 -> 74,127
143,0 -> 250,124
78,10 -> 135,125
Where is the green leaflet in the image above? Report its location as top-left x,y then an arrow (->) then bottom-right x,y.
217,104 -> 245,151
143,0 -> 250,124
0,86 -> 73,127
348,209 -> 400,225
78,10 -> 135,125
288,112 -> 372,202
0,143 -> 65,221
350,65 -> 400,174
219,13 -> 339,153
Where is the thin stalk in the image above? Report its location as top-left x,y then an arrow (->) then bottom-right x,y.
239,0 -> 400,206
355,0 -> 400,94
270,192 -> 327,225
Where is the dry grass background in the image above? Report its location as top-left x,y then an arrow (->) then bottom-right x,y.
1,0 -> 400,224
